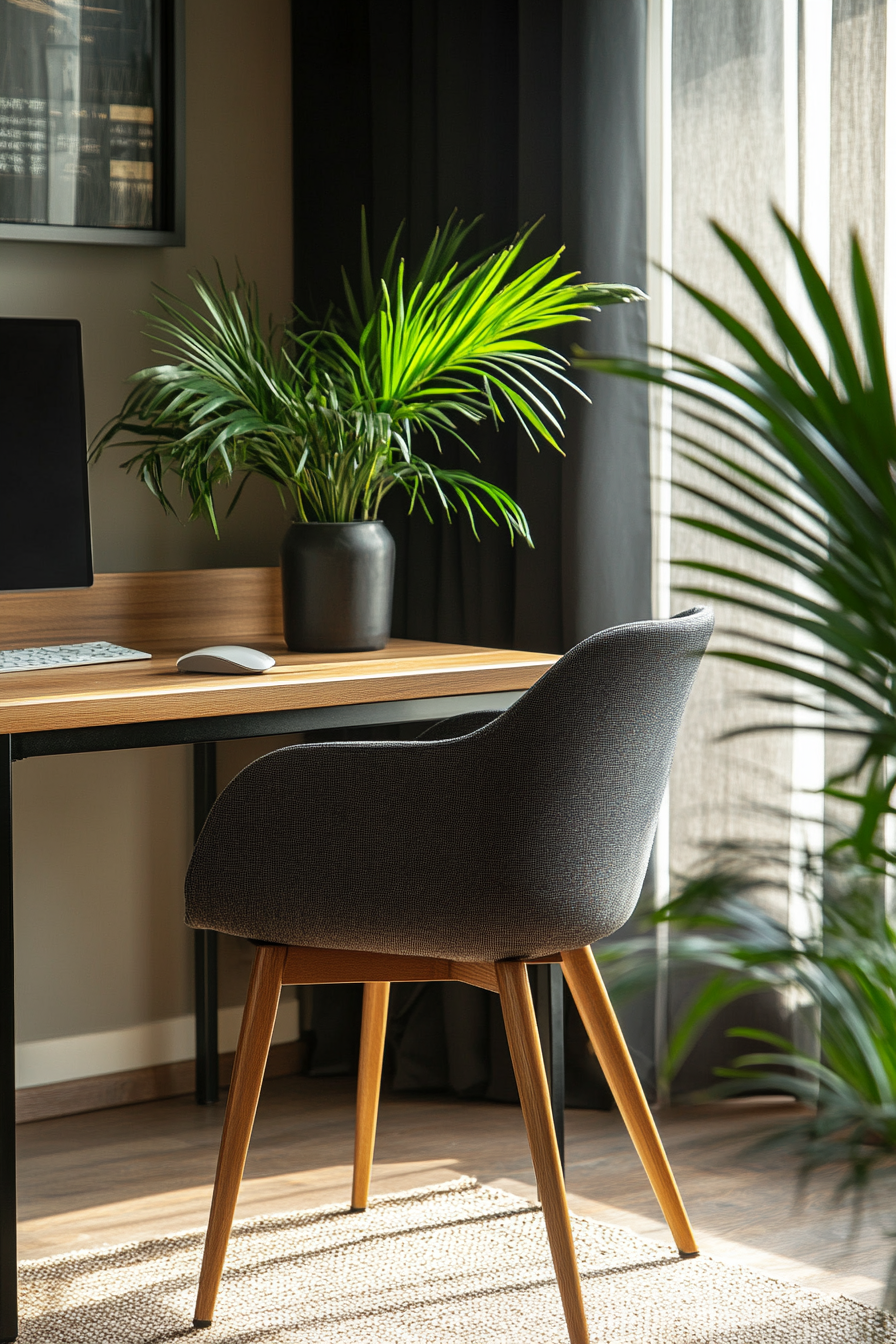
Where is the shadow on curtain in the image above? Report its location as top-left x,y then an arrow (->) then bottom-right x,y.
291,0 -> 651,1105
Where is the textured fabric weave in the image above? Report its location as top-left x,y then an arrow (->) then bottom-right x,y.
185,609 -> 713,961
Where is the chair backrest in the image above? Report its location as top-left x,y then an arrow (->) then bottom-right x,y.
449,605 -> 713,948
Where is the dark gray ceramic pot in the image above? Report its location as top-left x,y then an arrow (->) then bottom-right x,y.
280,520 -> 396,652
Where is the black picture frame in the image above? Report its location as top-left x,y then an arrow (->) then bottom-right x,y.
0,0 -> 184,247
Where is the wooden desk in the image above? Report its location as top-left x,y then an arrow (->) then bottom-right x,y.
0,568 -> 556,1341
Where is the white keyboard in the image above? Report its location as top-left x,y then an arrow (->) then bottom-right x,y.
0,641 -> 151,674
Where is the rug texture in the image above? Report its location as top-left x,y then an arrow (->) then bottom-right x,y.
17,1176 -> 896,1343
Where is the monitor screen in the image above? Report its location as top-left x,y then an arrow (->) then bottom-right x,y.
0,317 -> 93,591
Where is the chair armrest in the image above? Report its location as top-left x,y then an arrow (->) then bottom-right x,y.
416,710 -> 503,740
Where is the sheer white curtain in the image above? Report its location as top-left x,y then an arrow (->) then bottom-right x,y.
647,0 -> 890,1085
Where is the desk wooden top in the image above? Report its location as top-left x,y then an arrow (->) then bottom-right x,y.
0,569 -> 557,735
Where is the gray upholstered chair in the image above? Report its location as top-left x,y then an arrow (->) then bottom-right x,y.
187,607 -> 713,1344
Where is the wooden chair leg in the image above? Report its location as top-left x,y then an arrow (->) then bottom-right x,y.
561,945 -> 699,1257
351,980 -> 390,1210
496,960 -> 589,1344
193,943 -> 287,1328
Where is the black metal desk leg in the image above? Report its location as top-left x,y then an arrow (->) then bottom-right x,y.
534,962 -> 565,1172
193,743 -> 219,1106
0,736 -> 17,1342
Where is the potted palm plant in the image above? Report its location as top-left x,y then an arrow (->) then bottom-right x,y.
91,217 -> 644,651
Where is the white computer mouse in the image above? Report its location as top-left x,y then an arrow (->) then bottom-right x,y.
176,645 -> 276,675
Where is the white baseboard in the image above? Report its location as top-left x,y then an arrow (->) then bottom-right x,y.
15,998 -> 300,1089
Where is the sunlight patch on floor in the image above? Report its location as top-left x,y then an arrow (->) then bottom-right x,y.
17,1159 -> 463,1260
495,1176 -> 886,1308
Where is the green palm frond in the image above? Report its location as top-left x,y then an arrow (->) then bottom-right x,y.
597,851 -> 896,1204
636,869 -> 896,1200
92,223 -> 645,539
342,224 -> 643,452
342,208 -> 486,335
575,210 -> 896,851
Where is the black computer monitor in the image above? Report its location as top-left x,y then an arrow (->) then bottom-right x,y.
0,317 -> 93,591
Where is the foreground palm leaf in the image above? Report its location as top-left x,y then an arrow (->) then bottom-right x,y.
92,223 -> 644,540
603,862 -> 896,1200
595,838 -> 896,1302
577,219 -> 896,1289
575,211 -> 896,856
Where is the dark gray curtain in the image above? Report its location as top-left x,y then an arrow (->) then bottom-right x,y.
291,0 -> 652,1104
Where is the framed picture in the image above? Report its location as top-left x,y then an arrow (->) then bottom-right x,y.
0,0 -> 183,246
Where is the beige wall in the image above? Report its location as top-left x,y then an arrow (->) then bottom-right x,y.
5,0 -> 295,1081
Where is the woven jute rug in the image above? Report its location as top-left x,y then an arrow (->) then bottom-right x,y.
17,1176 -> 896,1343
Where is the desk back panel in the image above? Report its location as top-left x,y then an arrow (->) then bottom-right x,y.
0,568 -> 283,649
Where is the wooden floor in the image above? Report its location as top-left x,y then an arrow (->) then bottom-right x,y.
16,1075 -> 894,1310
